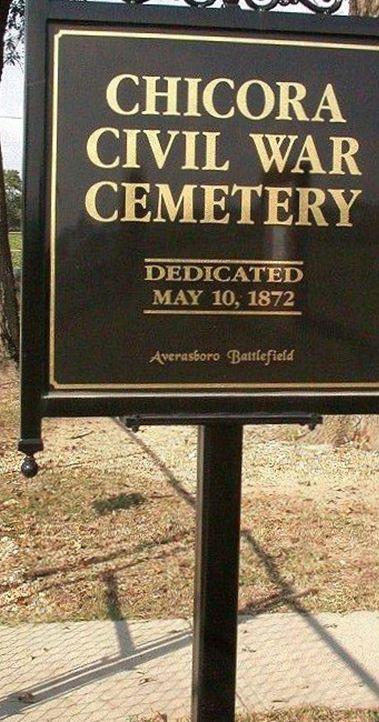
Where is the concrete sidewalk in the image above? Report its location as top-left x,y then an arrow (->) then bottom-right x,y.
0,612 -> 378,721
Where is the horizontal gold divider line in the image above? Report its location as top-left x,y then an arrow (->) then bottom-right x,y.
143,310 -> 302,316
56,30 -> 379,53
50,381 -> 379,389
145,259 -> 304,265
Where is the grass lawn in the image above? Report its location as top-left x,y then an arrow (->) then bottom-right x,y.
9,231 -> 22,269
1,365 -> 378,722
139,711 -> 379,721
245,713 -> 379,722
248,715 -> 378,722
1,364 -> 378,624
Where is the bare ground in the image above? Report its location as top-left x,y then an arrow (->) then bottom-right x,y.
1,362 -> 378,624
138,713 -> 379,722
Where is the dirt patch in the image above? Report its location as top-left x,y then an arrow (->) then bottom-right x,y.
1,363 -> 378,623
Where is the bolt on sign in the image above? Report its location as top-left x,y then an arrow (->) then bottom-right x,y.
20,2 -> 378,456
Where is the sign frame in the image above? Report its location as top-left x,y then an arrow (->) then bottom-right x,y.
20,0 -> 379,456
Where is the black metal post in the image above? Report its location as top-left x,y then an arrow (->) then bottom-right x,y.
192,424 -> 243,722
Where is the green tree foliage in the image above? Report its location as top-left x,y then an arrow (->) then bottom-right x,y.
1,1 -> 24,78
0,0 -> 24,359
5,169 -> 22,230
3,0 -> 24,68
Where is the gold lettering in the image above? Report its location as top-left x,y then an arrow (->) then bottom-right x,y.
122,129 -> 141,169
312,84 -> 346,123
182,131 -> 200,170
330,137 -> 362,175
249,134 -> 297,173
267,267 -> 283,282
213,266 -> 231,282
203,132 -> 229,171
200,185 -> 229,224
292,135 -> 326,174
154,184 -> 197,223
85,181 -> 118,222
237,80 -> 275,120
153,290 -> 172,305
231,184 -> 263,224
283,267 -> 304,283
202,78 -> 234,119
231,267 -> 250,283
142,76 -> 181,116
106,74 -> 139,115
166,266 -> 182,281
264,187 -> 293,225
121,183 -> 151,222
296,188 -> 328,226
184,78 -> 202,117
143,130 -> 179,169
145,264 -> 165,281
87,127 -> 120,169
329,189 -> 362,227
276,82 -> 309,121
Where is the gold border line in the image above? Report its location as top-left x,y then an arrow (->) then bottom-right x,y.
143,310 -> 302,316
49,31 -> 60,387
49,27 -> 379,391
145,258 -> 304,265
55,28 -> 379,52
51,381 -> 379,390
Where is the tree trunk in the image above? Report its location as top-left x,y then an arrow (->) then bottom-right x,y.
0,138 -> 19,361
350,0 -> 379,15
0,5 -> 9,75
0,0 -> 19,361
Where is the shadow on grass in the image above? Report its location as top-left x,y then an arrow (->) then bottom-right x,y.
93,492 -> 145,515
0,556 -> 190,718
124,426 -> 379,701
0,424 -> 378,718
0,529 -> 190,600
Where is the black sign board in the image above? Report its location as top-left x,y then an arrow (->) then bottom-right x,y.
20,2 -> 379,455
19,6 -> 379,721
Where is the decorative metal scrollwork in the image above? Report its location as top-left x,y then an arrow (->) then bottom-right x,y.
123,0 -> 343,14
